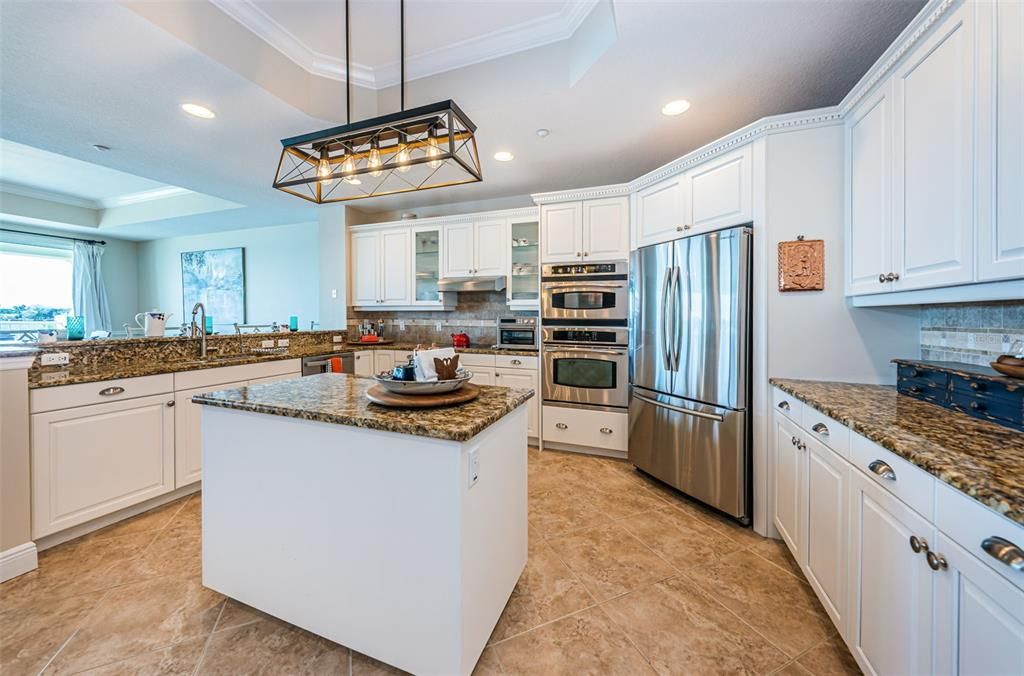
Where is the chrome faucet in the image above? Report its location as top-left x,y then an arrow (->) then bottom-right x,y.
190,302 -> 207,358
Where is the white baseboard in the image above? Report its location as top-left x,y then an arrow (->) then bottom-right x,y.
0,542 -> 38,582
540,441 -> 628,460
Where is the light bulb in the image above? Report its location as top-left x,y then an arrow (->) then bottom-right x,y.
426,129 -> 442,169
316,149 -> 333,184
395,134 -> 411,173
368,139 -> 383,177
341,152 -> 356,176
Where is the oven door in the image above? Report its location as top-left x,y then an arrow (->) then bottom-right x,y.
542,346 -> 628,408
541,281 -> 628,321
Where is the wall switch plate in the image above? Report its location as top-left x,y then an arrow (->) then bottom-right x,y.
332,335 -> 343,343
41,352 -> 69,366
331,288 -> 338,299
277,338 -> 290,347
398,320 -> 406,331
468,449 -> 480,488
261,340 -> 274,348
435,321 -> 442,332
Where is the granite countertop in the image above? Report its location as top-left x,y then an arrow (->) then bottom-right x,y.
0,346 -> 39,359
771,378 -> 1024,526
192,373 -> 534,442
348,342 -> 540,357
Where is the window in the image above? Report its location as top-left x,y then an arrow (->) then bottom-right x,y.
0,240 -> 73,343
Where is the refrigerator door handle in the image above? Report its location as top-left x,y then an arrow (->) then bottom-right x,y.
671,265 -> 682,372
660,267 -> 673,371
632,392 -> 725,422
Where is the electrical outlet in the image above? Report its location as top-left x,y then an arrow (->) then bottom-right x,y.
398,320 -> 406,332
332,335 -> 343,343
435,321 -> 442,332
331,288 -> 338,299
261,340 -> 274,348
41,371 -> 68,383
468,449 -> 480,488
41,352 -> 69,366
277,338 -> 290,347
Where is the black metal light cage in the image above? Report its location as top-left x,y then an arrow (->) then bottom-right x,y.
272,99 -> 481,204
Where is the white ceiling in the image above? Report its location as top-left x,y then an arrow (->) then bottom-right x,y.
0,0 -> 925,237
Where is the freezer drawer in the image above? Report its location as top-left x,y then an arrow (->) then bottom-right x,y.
628,387 -> 749,522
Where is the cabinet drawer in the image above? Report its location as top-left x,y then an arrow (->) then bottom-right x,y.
935,482 -> 1024,593
31,374 -> 174,413
850,432 -> 935,520
772,387 -> 804,423
458,354 -> 496,369
494,354 -> 538,370
949,376 -> 1024,431
542,405 -> 627,452
896,364 -> 949,403
802,407 -> 850,459
173,359 -> 301,391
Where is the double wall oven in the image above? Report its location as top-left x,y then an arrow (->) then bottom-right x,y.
541,261 -> 629,410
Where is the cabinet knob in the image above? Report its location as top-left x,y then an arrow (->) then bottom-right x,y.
575,252 -> 582,258
791,435 -> 799,446
599,427 -> 613,434
879,273 -> 887,283
909,535 -> 929,554
555,422 -> 568,430
811,422 -> 830,436
868,459 -> 896,481
980,536 -> 1024,572
584,251 -> 590,257
167,400 -> 175,407
495,373 -> 501,378
969,401 -> 983,411
926,551 -> 948,571
511,359 -> 522,365
885,272 -> 899,282
970,381 -> 984,391
98,386 -> 125,396
798,441 -> 807,451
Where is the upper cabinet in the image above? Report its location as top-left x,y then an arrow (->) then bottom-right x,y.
350,228 -> 411,308
443,220 -> 507,277
634,146 -> 752,249
846,0 -> 1023,303
412,226 -> 442,304
508,217 -> 540,308
541,197 -> 629,263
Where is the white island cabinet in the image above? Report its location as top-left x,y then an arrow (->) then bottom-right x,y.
196,374 -> 531,676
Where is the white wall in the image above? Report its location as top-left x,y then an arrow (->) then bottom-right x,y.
318,206 -> 347,330
764,125 -> 920,385
136,222 -> 320,331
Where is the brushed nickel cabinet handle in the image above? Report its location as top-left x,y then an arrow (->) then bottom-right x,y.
981,537 -> 1024,572
811,422 -> 829,436
777,400 -> 791,411
599,427 -> 613,434
926,551 -> 948,571
798,441 -> 807,451
791,436 -> 799,446
879,273 -> 887,283
511,359 -> 522,365
555,422 -> 568,430
909,535 -> 929,554
575,252 -> 582,258
99,386 -> 125,396
868,459 -> 896,481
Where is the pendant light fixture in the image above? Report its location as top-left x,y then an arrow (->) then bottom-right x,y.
272,0 -> 482,203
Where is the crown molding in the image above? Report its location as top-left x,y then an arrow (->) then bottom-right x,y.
838,0 -> 957,116
349,206 -> 538,232
0,181 -> 100,209
99,186 -> 193,209
210,0 -> 598,89
531,183 -> 630,205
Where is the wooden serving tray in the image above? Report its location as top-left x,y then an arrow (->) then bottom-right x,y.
366,383 -> 480,408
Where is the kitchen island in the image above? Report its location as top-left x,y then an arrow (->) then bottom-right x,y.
192,374 -> 533,676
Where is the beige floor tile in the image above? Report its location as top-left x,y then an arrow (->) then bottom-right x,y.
601,576 -> 789,675
473,647 -> 503,676
495,606 -> 655,676
214,600 -> 274,634
547,523 -> 675,602
529,489 -> 612,539
170,493 -> 202,530
74,637 -> 207,675
0,590 -> 103,675
104,520 -> 202,586
0,532 -> 155,613
83,497 -> 189,542
351,649 -> 409,675
198,618 -> 348,675
618,508 -> 747,571
490,539 -> 594,642
46,575 -> 225,674
586,485 -> 667,521
796,636 -> 861,675
669,500 -> 765,547
749,538 -> 805,581
775,662 -> 814,676
683,550 -> 834,657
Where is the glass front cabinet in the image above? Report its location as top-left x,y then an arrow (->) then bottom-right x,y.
413,226 -> 441,304
508,218 -> 540,308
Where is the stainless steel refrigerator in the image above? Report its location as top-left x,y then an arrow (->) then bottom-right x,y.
628,225 -> 752,523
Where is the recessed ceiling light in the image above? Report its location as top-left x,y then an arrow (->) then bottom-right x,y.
92,144 -> 111,152
181,103 -> 216,119
536,128 -> 550,138
661,99 -> 691,116
494,151 -> 515,162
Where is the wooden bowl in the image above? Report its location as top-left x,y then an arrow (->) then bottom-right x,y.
991,361 -> 1024,379
995,354 -> 1024,367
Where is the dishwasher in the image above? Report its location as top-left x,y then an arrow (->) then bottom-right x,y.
301,352 -> 355,376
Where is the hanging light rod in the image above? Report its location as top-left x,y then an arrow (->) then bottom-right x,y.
272,0 -> 482,204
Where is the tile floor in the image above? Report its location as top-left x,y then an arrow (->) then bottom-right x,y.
1,448 -> 860,675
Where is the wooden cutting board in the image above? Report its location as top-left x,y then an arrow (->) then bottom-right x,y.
366,383 -> 480,408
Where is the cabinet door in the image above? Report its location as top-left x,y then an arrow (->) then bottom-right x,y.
373,351 -> 395,376
773,412 -> 805,558
380,228 -> 411,304
495,367 -> 538,438
804,435 -> 849,635
174,380 -> 249,489
469,370 -> 495,386
582,197 -> 629,262
474,220 -> 507,276
933,533 -> 1024,676
687,146 -> 752,233
892,2 -> 975,291
353,351 -> 373,377
846,84 -> 894,295
848,471 -> 934,676
978,0 -> 1024,282
635,175 -> 689,248
350,232 -> 380,305
444,222 -> 475,277
413,227 -> 442,303
31,394 -> 175,537
541,203 -> 583,263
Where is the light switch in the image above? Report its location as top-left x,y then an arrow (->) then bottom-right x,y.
331,288 -> 338,299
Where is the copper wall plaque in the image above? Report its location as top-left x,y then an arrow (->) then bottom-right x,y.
778,239 -> 824,291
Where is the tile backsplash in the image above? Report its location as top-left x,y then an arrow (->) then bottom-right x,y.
920,301 -> 1024,365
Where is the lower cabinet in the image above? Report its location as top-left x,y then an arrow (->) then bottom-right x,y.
31,393 -> 175,537
803,435 -> 849,633
353,351 -> 373,377
773,411 -> 804,557
542,404 -> 628,452
494,367 -> 539,438
174,380 -> 248,488
373,350 -> 395,376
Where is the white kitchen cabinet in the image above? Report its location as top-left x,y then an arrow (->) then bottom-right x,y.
687,146 -> 752,233
468,370 -> 495,386
350,228 -> 411,307
495,367 -> 539,438
373,350 -> 396,376
350,231 -> 381,306
933,532 -> 1024,676
540,202 -> 583,263
442,221 -> 506,277
978,0 -> 1024,282
773,411 -> 804,559
443,222 -> 476,277
846,83 -> 895,296
541,404 -> 627,453
31,393 -> 175,537
174,380 -> 248,488
635,174 -> 689,248
803,434 -> 849,634
353,351 -> 373,377
848,469 -> 935,676
891,1 -> 975,291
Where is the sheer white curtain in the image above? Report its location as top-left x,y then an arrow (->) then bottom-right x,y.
72,241 -> 112,334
